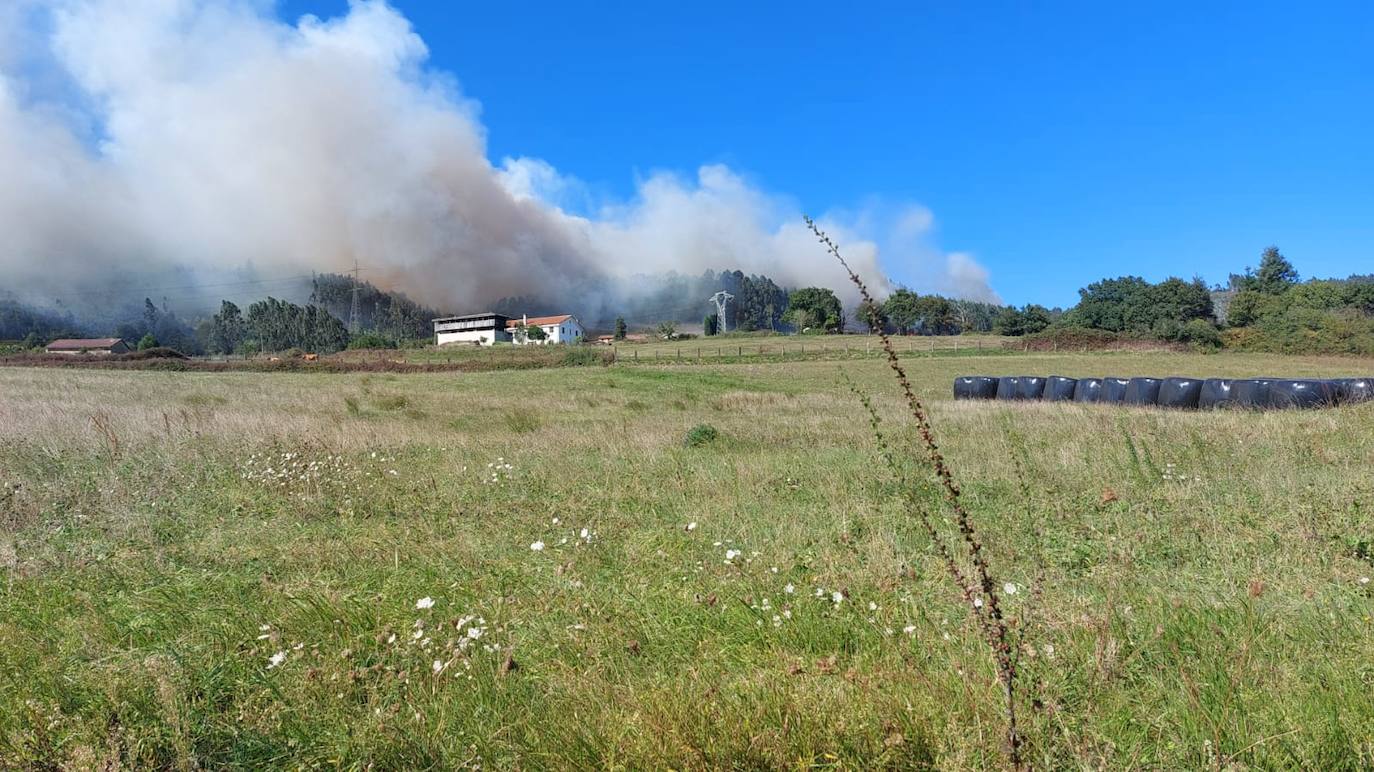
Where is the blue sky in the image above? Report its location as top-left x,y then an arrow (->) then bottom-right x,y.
278,0 -> 1372,307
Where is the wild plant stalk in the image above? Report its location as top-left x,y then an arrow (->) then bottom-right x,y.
810,216 -> 1023,768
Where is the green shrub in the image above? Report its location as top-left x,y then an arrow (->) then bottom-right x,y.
371,394 -> 410,411
348,332 -> 397,350
1224,308 -> 1374,355
1177,318 -> 1223,348
561,347 -> 612,367
503,409 -> 541,434
684,424 -> 719,447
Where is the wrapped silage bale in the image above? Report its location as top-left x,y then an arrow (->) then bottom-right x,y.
953,376 -> 999,400
1016,376 -> 1047,400
1198,378 -> 1234,409
996,377 -> 1020,400
1123,377 -> 1162,406
1101,378 -> 1130,403
1265,379 -> 1336,409
1073,377 -> 1104,403
1157,377 -> 1203,409
1332,377 -> 1374,404
1043,376 -> 1078,401
1230,379 -> 1274,408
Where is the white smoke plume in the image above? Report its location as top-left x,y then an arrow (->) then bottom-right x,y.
0,0 -> 1000,320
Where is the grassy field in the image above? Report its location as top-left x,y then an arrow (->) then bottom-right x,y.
2,351 -> 1373,769
609,333 -> 1014,362
379,334 -> 1014,368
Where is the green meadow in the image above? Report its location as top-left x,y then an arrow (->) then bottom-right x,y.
1,351 -> 1372,769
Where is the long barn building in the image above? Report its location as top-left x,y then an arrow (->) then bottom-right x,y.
433,313 -> 583,346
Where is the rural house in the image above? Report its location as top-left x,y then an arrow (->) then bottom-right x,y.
45,338 -> 130,355
432,313 -> 513,346
507,314 -> 583,345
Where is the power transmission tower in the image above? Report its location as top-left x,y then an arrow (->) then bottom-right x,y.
348,259 -> 362,335
708,290 -> 734,333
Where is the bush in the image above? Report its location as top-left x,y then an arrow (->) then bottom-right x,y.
1020,326 -> 1121,350
503,409 -> 542,434
1223,308 -> 1374,355
1176,318 -> 1223,348
120,347 -> 189,360
684,424 -> 719,447
348,332 -> 398,350
137,333 -> 159,351
561,347 -> 614,367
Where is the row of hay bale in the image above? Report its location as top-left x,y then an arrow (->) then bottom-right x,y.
953,376 -> 1374,409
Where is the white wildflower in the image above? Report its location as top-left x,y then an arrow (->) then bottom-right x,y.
530,541 -> 545,551
784,583 -> 795,594
1003,583 -> 1018,595
267,651 -> 287,669
903,625 -> 916,634
415,597 -> 435,610
1360,577 -> 1370,585
831,591 -> 844,604
686,522 -> 697,531
868,601 -> 878,611
973,597 -> 984,609
432,660 -> 444,673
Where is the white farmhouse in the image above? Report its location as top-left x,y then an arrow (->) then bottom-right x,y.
433,312 -> 513,346
507,314 -> 583,345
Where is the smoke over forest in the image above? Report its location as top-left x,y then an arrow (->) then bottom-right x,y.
0,0 -> 1000,332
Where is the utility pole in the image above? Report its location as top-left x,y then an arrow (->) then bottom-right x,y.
348,258 -> 362,335
708,290 -> 734,333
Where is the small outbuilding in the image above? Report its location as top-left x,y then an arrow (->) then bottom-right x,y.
45,338 -> 130,355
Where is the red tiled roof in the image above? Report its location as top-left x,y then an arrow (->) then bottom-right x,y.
505,314 -> 573,328
45,338 -> 125,350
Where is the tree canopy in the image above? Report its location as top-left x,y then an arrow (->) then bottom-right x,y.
784,287 -> 844,333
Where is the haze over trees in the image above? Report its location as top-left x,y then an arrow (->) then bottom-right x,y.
3,246 -> 1373,355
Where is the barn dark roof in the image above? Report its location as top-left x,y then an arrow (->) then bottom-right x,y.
45,338 -> 126,350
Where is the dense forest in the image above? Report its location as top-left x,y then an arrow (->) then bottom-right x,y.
4,247 -> 1372,355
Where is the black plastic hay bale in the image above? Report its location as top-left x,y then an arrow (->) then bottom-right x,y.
1043,376 -> 1078,402
1073,377 -> 1104,403
1332,377 -> 1374,404
1157,377 -> 1203,409
1198,378 -> 1234,409
953,376 -> 999,400
1265,379 -> 1336,409
1101,377 -> 1129,403
1123,377 -> 1162,406
1230,379 -> 1274,408
996,376 -> 1020,400
1016,376 -> 1047,400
